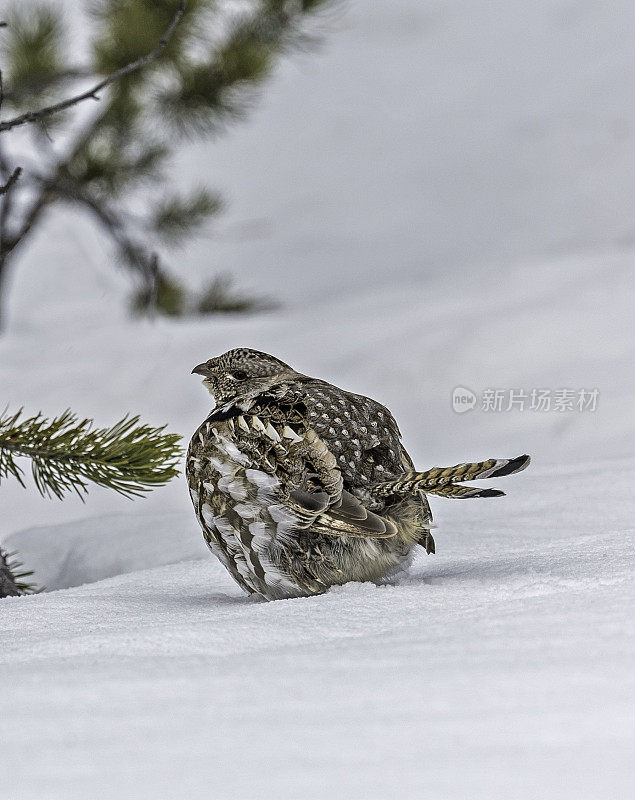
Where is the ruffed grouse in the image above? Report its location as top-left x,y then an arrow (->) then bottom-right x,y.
187,348 -> 530,600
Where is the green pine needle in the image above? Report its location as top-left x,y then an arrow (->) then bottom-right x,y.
0,548 -> 38,597
196,274 -> 276,315
0,408 -> 183,501
1,0 -> 332,319
151,188 -> 223,243
4,3 -> 67,107
131,272 -> 187,317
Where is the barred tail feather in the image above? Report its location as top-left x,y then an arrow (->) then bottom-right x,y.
372,454 -> 530,499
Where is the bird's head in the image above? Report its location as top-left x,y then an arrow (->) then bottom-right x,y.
191,348 -> 300,410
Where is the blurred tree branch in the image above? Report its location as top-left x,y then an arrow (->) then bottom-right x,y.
0,71 -> 22,196
0,1 -> 187,321
0,1 -> 186,133
0,0 -> 329,326
0,166 -> 21,196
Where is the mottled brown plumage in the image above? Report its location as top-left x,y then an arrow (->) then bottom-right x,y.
187,348 -> 530,600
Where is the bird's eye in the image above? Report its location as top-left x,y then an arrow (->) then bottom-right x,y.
232,370 -> 248,380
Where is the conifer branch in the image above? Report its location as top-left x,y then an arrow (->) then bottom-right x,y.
0,165 -> 21,196
0,1 -> 186,133
151,189 -> 223,244
0,0 -> 330,322
0,408 -> 183,500
0,547 -> 37,596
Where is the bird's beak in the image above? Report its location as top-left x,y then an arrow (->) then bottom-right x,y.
191,362 -> 214,378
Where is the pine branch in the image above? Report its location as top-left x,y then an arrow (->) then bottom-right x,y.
0,0 -> 331,324
0,1 -> 186,133
3,4 -> 67,113
196,273 -> 277,315
1,68 -> 92,105
0,72 -> 23,197
0,408 -> 183,500
151,188 -> 223,244
0,165 -> 21,196
158,1 -> 331,136
0,547 -> 37,597
131,270 -> 187,317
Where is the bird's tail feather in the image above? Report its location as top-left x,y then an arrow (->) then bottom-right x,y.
372,454 -> 530,499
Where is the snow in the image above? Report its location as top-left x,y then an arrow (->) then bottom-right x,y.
1,1 -> 634,797
3,462 -> 634,799
4,513 -> 209,592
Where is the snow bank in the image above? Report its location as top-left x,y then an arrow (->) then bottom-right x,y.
3,513 -> 209,592
2,462 -> 633,799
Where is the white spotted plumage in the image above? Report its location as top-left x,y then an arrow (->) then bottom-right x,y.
195,433 -> 303,596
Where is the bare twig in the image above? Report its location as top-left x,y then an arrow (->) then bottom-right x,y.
1,190 -> 48,256
0,165 -> 21,196
1,68 -> 92,104
0,1 -> 186,133
0,139 -> 23,249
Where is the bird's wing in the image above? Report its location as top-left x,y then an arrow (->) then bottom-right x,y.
222,410 -> 398,540
289,486 -> 398,538
278,428 -> 398,539
309,489 -> 398,538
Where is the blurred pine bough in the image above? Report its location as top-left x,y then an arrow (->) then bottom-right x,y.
0,0 -> 330,324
